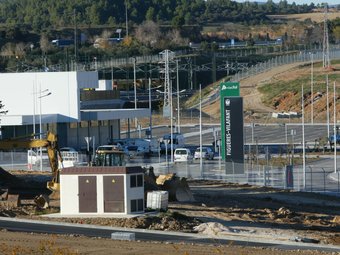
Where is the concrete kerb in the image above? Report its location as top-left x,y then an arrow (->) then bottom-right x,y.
1,216 -> 340,251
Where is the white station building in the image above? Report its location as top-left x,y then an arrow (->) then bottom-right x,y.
0,71 -> 150,149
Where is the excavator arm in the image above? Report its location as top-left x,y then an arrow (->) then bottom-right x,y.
0,132 -> 62,192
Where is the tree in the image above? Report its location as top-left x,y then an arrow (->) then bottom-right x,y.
165,29 -> 189,47
0,101 -> 8,123
333,26 -> 340,43
145,7 -> 155,21
40,34 -> 51,55
134,21 -> 161,48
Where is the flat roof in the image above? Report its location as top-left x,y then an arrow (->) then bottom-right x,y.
61,166 -> 144,175
81,108 -> 150,120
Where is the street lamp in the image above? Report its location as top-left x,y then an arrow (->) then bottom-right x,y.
290,129 -> 296,166
199,83 -> 203,178
176,60 -> 181,133
176,89 -> 185,133
38,88 -> 52,171
133,57 -> 137,129
310,52 -> 314,124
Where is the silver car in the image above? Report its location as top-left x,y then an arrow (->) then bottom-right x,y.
194,147 -> 214,160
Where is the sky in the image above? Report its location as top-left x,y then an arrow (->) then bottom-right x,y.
234,1 -> 339,5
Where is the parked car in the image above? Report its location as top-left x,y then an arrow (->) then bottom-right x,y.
194,147 -> 214,160
96,144 -> 122,152
124,145 -> 144,158
59,147 -> 79,167
60,147 -> 77,152
174,148 -> 193,163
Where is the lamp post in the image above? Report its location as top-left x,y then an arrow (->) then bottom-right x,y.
38,88 -> 52,171
199,83 -> 203,178
148,77 -> 152,138
176,60 -> 181,133
334,81 -> 337,173
133,57 -> 137,130
310,52 -> 314,124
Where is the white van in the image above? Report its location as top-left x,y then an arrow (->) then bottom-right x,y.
174,148 -> 193,163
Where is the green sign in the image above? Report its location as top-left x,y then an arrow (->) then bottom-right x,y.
220,82 -> 240,97
220,82 -> 240,161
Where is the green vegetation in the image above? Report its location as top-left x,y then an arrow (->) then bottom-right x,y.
0,0 -> 338,78
258,70 -> 339,108
0,0 -> 316,33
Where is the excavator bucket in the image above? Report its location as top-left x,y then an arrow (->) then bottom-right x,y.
34,194 -> 49,209
47,181 -> 60,192
156,174 -> 194,202
47,181 -> 60,200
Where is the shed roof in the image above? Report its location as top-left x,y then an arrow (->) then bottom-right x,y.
61,166 -> 144,175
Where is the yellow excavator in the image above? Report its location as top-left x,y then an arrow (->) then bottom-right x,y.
0,131 -> 62,195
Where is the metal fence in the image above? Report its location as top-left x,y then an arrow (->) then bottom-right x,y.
151,159 -> 340,195
0,151 -> 88,172
231,46 -> 340,82
2,151 -> 340,196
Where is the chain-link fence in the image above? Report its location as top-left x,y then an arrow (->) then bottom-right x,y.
2,149 -> 340,195
0,151 -> 88,172
231,46 -> 340,82
151,159 -> 340,195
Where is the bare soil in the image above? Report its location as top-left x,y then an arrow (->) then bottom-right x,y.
1,172 -> 340,254
268,11 -> 340,23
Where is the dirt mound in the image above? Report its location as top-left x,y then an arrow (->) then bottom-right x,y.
0,167 -> 18,184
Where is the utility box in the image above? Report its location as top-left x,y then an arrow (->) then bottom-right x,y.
146,191 -> 169,210
60,166 -> 144,215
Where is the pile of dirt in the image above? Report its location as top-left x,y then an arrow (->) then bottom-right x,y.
37,212 -> 201,232
2,175 -> 340,247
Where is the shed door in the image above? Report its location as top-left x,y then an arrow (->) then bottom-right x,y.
103,176 -> 124,212
78,176 -> 97,213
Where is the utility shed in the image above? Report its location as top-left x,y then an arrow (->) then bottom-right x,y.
60,166 -> 144,215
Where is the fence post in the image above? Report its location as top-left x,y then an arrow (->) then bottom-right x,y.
322,168 -> 326,193
338,171 -> 340,193
309,166 -> 313,192
283,165 -> 286,189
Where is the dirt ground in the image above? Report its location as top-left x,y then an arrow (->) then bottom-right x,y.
202,62 -> 304,119
2,171 -> 340,254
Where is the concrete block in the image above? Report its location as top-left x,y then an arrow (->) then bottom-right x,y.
111,232 -> 135,241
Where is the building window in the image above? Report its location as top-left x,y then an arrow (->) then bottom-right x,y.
130,174 -> 143,188
131,199 -> 144,212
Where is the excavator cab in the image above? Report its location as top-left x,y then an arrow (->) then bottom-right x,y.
93,149 -> 127,166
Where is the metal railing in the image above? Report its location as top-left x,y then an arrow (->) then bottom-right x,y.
2,151 -> 340,196
231,46 -> 340,82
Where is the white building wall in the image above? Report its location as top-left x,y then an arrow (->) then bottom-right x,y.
0,71 -> 98,126
60,173 -> 143,215
60,175 -> 79,214
126,174 -> 144,213
97,175 -> 104,213
97,80 -> 113,91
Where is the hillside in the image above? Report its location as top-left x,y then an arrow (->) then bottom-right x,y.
201,61 -> 340,123
268,10 -> 340,23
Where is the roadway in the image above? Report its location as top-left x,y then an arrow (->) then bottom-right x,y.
0,217 -> 339,252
